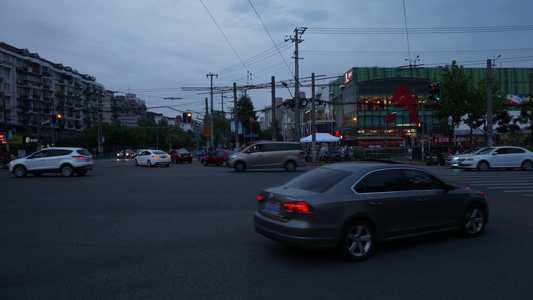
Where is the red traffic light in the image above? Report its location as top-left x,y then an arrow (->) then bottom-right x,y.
57,114 -> 63,119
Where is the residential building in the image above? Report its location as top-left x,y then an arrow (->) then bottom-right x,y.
0,42 -> 107,147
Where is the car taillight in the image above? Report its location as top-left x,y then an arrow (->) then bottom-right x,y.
299,151 -> 306,156
167,155 -> 171,158
257,194 -> 264,202
153,155 -> 160,158
283,202 -> 313,214
72,156 -> 85,160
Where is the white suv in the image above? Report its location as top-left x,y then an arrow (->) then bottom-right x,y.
9,147 -> 94,177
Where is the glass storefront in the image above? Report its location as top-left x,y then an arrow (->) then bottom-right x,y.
340,77 -> 438,141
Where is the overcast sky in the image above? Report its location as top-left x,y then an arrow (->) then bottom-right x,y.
2,0 -> 533,119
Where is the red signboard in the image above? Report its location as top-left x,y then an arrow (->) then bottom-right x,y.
344,68 -> 354,84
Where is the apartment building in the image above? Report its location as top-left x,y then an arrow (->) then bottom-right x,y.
0,42 -> 109,146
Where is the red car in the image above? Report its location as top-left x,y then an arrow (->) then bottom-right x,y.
201,150 -> 235,167
169,149 -> 193,164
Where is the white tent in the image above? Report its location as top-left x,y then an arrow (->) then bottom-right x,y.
300,133 -> 340,143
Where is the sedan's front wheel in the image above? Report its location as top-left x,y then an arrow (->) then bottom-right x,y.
462,204 -> 486,237
521,160 -> 532,171
477,161 -> 489,171
339,220 -> 375,262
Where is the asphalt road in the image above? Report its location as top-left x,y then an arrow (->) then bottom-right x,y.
1,160 -> 532,299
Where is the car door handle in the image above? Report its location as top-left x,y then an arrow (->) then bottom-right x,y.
369,202 -> 382,206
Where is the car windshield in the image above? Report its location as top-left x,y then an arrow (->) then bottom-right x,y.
153,151 -> 167,155
284,167 -> 352,193
476,148 -> 495,155
462,148 -> 482,154
178,150 -> 189,154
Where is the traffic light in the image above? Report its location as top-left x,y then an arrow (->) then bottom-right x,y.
418,122 -> 422,128
56,114 -> 64,127
182,112 -> 188,123
187,112 -> 192,123
0,134 -> 5,144
429,82 -> 440,101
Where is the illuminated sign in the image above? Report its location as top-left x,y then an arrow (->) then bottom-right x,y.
344,68 -> 354,84
506,94 -> 530,106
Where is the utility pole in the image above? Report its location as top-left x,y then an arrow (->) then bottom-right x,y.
311,73 -> 316,162
486,59 -> 494,147
271,76 -> 276,141
233,82 -> 239,150
286,27 -> 306,142
207,73 -> 218,149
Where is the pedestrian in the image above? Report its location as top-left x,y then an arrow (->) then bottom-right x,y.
408,147 -> 413,165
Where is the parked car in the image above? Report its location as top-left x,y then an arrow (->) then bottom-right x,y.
201,150 -> 235,167
169,149 -> 193,164
228,142 -> 306,172
116,149 -> 136,159
446,147 -> 484,167
134,149 -> 171,167
254,162 -> 489,262
9,147 -> 94,177
454,146 -> 533,171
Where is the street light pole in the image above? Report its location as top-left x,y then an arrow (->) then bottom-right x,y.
486,59 -> 494,147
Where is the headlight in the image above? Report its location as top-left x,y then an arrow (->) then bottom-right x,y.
230,154 -> 237,159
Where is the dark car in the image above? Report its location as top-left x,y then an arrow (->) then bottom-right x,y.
200,150 -> 235,167
169,149 -> 193,164
254,162 -> 488,262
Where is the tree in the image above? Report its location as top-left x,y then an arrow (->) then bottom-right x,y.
237,94 -> 260,140
438,61 -> 473,144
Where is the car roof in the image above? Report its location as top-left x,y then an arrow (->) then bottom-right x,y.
323,162 -> 425,175
42,147 -> 85,150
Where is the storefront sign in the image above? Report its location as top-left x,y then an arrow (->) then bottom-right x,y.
344,68 -> 354,84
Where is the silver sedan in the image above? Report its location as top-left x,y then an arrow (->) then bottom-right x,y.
254,162 -> 488,262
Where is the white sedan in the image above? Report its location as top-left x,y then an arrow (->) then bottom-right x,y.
454,146 -> 533,171
134,150 -> 171,167
446,147 -> 484,167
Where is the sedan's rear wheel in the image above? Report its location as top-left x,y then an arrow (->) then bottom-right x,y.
60,164 -> 74,177
339,220 -> 374,262
202,160 -> 208,166
477,161 -> 489,171
521,160 -> 532,171
14,165 -> 27,178
222,161 -> 228,167
462,204 -> 486,237
147,160 -> 152,167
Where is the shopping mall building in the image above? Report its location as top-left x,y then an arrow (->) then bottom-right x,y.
323,66 -> 532,147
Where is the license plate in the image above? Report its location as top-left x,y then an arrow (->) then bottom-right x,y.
264,201 -> 281,214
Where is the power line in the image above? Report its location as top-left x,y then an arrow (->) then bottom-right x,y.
248,0 -> 294,78
199,0 -> 249,74
305,25 -> 533,35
